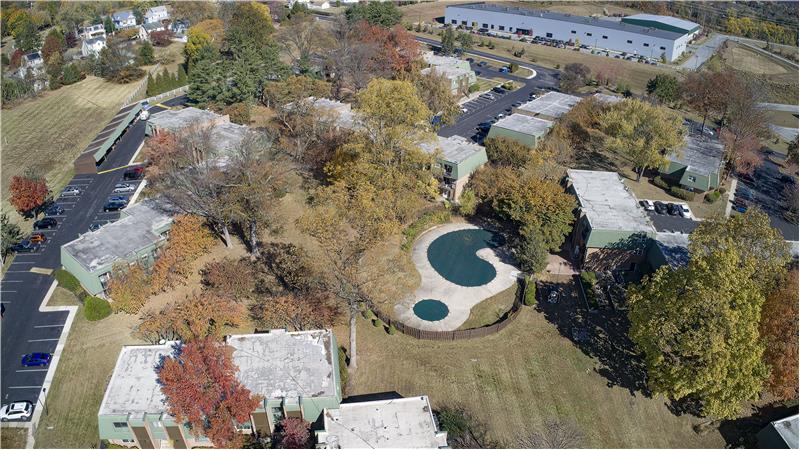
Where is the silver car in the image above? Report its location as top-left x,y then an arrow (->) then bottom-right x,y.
0,402 -> 32,421
61,186 -> 81,196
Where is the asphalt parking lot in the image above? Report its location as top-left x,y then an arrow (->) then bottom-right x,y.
646,211 -> 699,234
735,158 -> 798,240
0,97 -> 185,419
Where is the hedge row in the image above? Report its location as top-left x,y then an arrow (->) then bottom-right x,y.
652,176 -> 670,190
524,277 -> 536,306
669,186 -> 696,201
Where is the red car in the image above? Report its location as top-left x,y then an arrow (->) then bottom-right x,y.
28,233 -> 47,244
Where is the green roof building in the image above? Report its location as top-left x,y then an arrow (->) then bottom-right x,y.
487,113 -> 554,148
621,14 -> 700,36
660,133 -> 725,192
60,199 -> 174,297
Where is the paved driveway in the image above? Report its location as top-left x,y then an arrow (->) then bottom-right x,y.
681,34 -> 728,71
735,159 -> 798,240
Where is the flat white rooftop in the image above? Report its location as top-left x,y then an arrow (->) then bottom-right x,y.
567,169 -> 655,234
493,113 -> 554,136
148,107 -> 222,133
99,343 -> 173,416
518,91 -> 581,118
227,329 -> 337,400
420,135 -> 486,164
318,396 -> 448,449
308,97 -> 357,129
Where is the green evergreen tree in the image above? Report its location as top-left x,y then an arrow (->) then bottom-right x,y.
188,45 -> 225,105
441,27 -> 456,56
103,16 -> 116,34
176,64 -> 188,85
146,73 -> 156,96
15,19 -> 41,53
139,41 -> 155,65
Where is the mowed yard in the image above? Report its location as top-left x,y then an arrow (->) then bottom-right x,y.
2,76 -> 140,221
341,305 -> 724,448
714,42 -> 799,105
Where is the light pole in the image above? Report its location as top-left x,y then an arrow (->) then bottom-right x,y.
38,387 -> 48,416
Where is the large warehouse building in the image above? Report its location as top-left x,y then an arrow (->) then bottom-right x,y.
444,3 -> 700,62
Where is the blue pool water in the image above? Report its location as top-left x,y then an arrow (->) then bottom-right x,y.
426,229 -> 504,287
413,299 -> 450,322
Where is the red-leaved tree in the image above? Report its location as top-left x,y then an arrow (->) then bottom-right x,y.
759,269 -> 799,400
9,175 -> 48,217
158,337 -> 262,448
357,23 -> 420,74
275,417 -> 311,449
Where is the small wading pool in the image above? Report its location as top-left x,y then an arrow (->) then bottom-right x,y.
426,228 -> 505,287
413,299 -> 450,322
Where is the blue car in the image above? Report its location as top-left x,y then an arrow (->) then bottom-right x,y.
21,353 -> 51,367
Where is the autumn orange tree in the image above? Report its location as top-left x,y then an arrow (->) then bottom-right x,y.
201,258 -> 256,300
151,214 -> 216,292
136,291 -> 246,343
158,337 -> 262,448
250,293 -> 340,332
9,174 -> 48,217
759,269 -> 799,400
141,131 -> 181,178
107,263 -> 151,314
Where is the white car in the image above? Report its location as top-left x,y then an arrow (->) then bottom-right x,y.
548,290 -> 559,303
61,186 -> 81,196
679,204 -> 691,218
0,402 -> 32,421
113,184 -> 135,194
641,199 -> 655,211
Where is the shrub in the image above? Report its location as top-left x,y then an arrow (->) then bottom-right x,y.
362,309 -> 376,320
718,187 -> 727,194
54,269 -> 83,294
669,186 -> 696,201
223,102 -> 250,125
705,190 -> 721,203
509,62 -> 519,73
84,296 -> 112,321
524,278 -> 536,306
458,189 -> 478,216
372,318 -> 383,328
652,176 -> 670,190
468,83 -> 481,93
387,324 -> 397,335
580,271 -> 597,286
111,66 -> 145,84
401,209 -> 451,251
580,271 -> 598,308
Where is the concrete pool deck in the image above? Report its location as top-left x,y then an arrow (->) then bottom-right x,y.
394,223 -> 521,331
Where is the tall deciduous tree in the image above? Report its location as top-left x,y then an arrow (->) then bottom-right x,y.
601,99 -> 684,181
201,258 -> 256,300
250,292 -> 340,332
9,174 -> 48,217
759,269 -> 799,401
646,74 -> 680,104
484,136 -> 532,167
150,214 -> 217,292
408,68 -> 460,126
274,417 -> 312,449
345,1 -> 402,28
137,291 -> 245,343
1,213 -> 23,261
107,263 -> 151,314
41,28 -> 65,62
185,19 -> 224,67
629,245 -> 769,419
158,337 -> 262,448
15,17 -> 41,53
681,70 -> 726,130
278,13 -> 332,74
716,71 -> 769,178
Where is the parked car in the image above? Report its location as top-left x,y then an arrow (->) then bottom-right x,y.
478,122 -> 492,130
653,201 -> 668,215
11,240 -> 39,253
0,402 -> 32,421
108,196 -> 129,204
667,203 -> 680,216
738,187 -> 754,200
112,183 -> 135,194
61,186 -> 81,196
123,167 -> 144,180
678,204 -> 691,218
44,205 -> 64,216
492,86 -> 506,94
734,203 -> 748,213
640,199 -> 655,211
737,171 -> 756,184
21,353 -> 51,367
103,201 -> 127,212
548,290 -> 559,303
89,223 -> 103,232
512,101 -> 522,107
477,61 -> 487,67
33,218 -> 57,230
28,233 -> 47,244
466,57 -> 474,63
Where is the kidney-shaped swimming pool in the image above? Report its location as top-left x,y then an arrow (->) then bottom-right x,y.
426,228 -> 505,287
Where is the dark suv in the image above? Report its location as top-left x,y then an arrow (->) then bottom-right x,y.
103,201 -> 127,212
33,218 -> 57,229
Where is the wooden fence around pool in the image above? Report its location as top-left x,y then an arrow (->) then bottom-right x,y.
368,277 -> 528,341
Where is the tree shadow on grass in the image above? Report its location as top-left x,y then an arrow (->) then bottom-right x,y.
536,278 -> 650,397
717,401 -> 799,448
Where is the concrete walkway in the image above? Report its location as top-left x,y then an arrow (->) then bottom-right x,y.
680,34 -> 728,71
770,124 -> 799,142
394,223 -> 520,331
759,103 -> 800,113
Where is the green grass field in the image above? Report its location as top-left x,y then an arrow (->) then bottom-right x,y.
2,76 -> 141,226
1,428 -> 28,449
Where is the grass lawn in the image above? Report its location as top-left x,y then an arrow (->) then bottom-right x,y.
765,110 -> 800,128
473,77 -> 502,92
400,1 -> 639,25
152,41 -> 186,74
412,31 -> 673,96
712,42 -> 799,105
1,76 -> 141,228
1,428 -> 27,449
339,287 -> 725,448
458,284 -> 517,330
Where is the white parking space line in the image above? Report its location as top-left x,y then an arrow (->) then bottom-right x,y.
0,280 -> 23,283
7,386 -> 41,389
1,290 -> 17,293
5,271 -> 31,273
57,201 -> 78,205
16,369 -> 49,373
27,338 -> 60,342
33,324 -> 63,328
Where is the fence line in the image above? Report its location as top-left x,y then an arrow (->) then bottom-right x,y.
136,85 -> 189,106
368,277 -> 527,341
122,63 -> 161,106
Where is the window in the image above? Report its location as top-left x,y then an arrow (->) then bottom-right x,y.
461,20 -> 467,26
490,24 -> 495,29
113,422 -> 129,429
482,23 -> 488,29
570,30 -> 576,34
451,20 -> 457,25
602,35 -> 608,39
498,25 -> 505,31
586,32 -> 592,36
643,43 -> 650,47
546,32 -> 553,38
659,46 -> 666,50
626,40 -> 632,44
687,176 -> 697,183
122,439 -> 134,443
